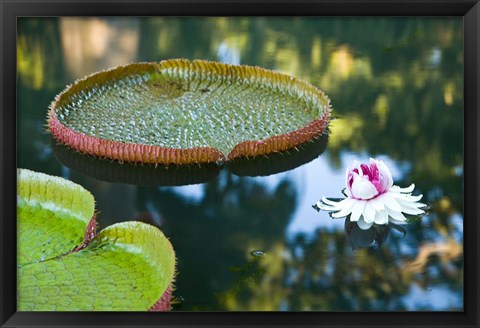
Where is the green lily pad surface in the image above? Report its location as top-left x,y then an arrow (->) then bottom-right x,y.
17,169 -> 175,311
48,59 -> 331,165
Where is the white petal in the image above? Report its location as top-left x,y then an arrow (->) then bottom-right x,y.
390,183 -> 415,193
316,201 -> 337,211
356,216 -> 374,230
395,198 -> 427,215
385,207 -> 407,222
335,197 -> 357,207
350,200 -> 366,222
369,196 -> 385,211
344,188 -> 354,198
396,193 -> 423,203
400,206 -> 425,215
345,166 -> 352,185
374,209 -> 389,225
399,201 -> 426,211
376,159 -> 394,189
389,218 -> 408,225
331,210 -> 352,218
402,204 -> 426,212
321,197 -> 343,208
363,201 -> 376,223
395,196 -> 426,208
352,160 -> 362,173
351,176 -> 378,199
381,193 -> 403,212
347,161 -> 362,180
330,198 -> 357,218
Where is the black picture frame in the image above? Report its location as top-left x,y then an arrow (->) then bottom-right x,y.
1,0 -> 479,327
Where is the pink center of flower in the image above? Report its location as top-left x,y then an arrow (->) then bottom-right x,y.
361,163 -> 389,194
347,160 -> 391,200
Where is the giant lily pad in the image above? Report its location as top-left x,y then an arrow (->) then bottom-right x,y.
48,59 -> 331,165
17,169 -> 176,311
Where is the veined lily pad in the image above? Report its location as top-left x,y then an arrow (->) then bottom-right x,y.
48,59 -> 331,165
17,169 -> 176,311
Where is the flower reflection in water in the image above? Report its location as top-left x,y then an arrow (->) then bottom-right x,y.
314,158 -> 427,230
344,219 -> 391,249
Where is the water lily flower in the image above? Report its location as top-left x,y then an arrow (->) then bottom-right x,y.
315,158 -> 426,230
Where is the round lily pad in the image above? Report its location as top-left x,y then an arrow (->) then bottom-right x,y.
48,59 -> 331,165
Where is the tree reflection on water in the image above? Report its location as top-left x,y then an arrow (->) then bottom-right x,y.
144,171 -> 296,310
17,17 -> 463,311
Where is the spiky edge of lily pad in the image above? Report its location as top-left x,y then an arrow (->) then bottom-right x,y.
49,114 -> 225,165
227,118 -> 329,160
149,285 -> 173,311
48,59 -> 331,165
52,140 -> 222,187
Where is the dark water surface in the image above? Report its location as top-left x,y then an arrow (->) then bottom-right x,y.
17,17 -> 463,311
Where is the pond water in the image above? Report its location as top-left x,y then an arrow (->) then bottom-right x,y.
17,17 -> 463,311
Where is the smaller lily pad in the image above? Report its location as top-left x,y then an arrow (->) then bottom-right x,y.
17,169 -> 176,311
17,168 -> 95,265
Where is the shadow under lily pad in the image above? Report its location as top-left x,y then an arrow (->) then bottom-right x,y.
52,133 -> 329,186
52,138 -> 222,187
227,133 -> 328,177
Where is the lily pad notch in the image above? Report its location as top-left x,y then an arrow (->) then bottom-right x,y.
48,59 -> 331,165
